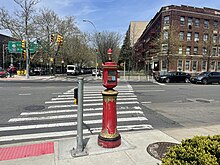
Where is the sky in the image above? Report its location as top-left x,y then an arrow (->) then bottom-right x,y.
1,0 -> 220,38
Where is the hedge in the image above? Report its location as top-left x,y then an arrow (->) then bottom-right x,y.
161,135 -> 220,165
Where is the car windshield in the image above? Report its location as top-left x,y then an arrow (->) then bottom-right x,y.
198,72 -> 209,76
165,72 -> 175,76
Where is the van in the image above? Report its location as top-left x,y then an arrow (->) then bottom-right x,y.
66,65 -> 79,76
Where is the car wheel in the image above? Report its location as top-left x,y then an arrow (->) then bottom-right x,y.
202,79 -> 208,85
165,78 -> 170,83
185,78 -> 190,83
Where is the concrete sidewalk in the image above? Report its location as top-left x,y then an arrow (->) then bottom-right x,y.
0,130 -> 179,165
0,75 -> 56,81
1,125 -> 220,165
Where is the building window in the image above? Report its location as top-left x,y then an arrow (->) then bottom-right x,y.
188,17 -> 192,27
203,34 -> 208,42
202,61 -> 207,70
180,16 -> 185,25
187,32 -> 192,41
204,20 -> 209,28
194,32 -> 199,42
164,16 -> 170,25
163,31 -> 168,40
213,34 -> 217,44
217,62 -> 220,70
210,61 -> 215,70
192,61 -> 198,71
162,44 -> 168,53
214,20 -> 218,28
185,60 -> 190,71
195,18 -> 200,27
193,47 -> 198,55
212,47 -> 217,56
186,47 -> 191,55
178,47 -> 183,54
179,31 -> 184,41
162,60 -> 167,70
202,47 -> 207,56
177,60 -> 183,71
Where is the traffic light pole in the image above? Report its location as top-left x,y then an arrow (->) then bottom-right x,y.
25,36 -> 29,79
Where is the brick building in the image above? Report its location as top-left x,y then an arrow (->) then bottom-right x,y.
135,5 -> 220,74
0,34 -> 17,69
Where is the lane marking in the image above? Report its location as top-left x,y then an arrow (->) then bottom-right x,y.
52,95 -> 137,100
45,97 -> 138,104
63,91 -> 134,95
20,106 -> 142,116
19,93 -> 31,96
0,124 -> 153,142
58,92 -> 135,97
8,110 -> 144,122
2,117 -> 148,131
48,101 -> 139,109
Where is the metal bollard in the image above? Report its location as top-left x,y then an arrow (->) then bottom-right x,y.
71,77 -> 88,157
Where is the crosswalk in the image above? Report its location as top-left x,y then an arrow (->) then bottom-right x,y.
0,82 -> 153,144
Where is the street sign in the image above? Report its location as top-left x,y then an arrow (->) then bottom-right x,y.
8,41 -> 23,53
8,41 -> 37,54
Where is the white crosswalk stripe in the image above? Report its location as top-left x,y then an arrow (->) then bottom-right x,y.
0,82 -> 153,144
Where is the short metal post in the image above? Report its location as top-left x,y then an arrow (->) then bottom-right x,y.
77,77 -> 83,151
71,77 -> 88,157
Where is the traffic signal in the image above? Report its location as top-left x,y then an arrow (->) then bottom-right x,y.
51,34 -> 55,42
23,50 -> 26,60
59,36 -> 63,46
58,36 -> 63,46
21,39 -> 26,49
56,34 -> 61,43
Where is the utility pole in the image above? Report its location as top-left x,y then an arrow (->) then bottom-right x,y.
25,35 -> 29,79
83,19 -> 98,79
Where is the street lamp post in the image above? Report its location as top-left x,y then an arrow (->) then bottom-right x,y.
83,19 -> 98,79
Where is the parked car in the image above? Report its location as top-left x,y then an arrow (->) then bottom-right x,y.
190,72 -> 220,84
92,69 -> 101,76
157,71 -> 191,83
0,68 -> 7,78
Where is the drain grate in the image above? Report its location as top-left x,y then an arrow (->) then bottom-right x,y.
147,142 -> 178,160
24,105 -> 45,111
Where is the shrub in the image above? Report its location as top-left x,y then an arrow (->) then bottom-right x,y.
161,135 -> 220,165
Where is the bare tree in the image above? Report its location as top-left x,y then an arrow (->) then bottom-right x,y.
0,0 -> 40,39
92,31 -> 121,63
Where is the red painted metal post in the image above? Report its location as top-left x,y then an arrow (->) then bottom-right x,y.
98,48 -> 121,148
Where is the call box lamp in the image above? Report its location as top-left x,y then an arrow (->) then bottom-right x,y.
98,48 -> 121,148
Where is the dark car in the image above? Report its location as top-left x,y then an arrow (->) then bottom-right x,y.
190,72 -> 220,84
0,68 -> 7,78
158,71 -> 191,83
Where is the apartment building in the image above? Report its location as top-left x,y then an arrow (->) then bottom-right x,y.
135,5 -> 220,74
0,34 -> 18,69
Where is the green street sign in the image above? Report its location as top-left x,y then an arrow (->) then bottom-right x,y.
8,41 -> 37,54
29,42 -> 35,54
8,41 -> 23,53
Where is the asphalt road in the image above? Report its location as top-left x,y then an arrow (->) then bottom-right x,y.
1,78 -> 220,145
130,81 -> 220,130
0,81 -> 77,124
